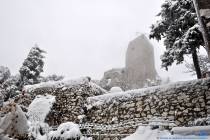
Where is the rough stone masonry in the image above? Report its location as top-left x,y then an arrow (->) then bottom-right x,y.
24,77 -> 210,139
87,78 -> 210,128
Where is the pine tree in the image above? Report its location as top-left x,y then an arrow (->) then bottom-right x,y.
19,44 -> 46,88
150,0 -> 204,79
0,66 -> 11,84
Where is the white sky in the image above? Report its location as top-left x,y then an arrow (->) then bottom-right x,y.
0,0 -> 197,81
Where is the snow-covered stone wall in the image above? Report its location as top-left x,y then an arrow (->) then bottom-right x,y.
87,78 -> 210,130
24,77 -> 107,126
24,77 -> 210,138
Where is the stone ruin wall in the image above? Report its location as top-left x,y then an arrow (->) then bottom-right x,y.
86,78 -> 210,135
23,78 -> 210,139
23,78 -> 106,126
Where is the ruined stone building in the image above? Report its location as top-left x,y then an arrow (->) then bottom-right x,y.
100,34 -> 158,90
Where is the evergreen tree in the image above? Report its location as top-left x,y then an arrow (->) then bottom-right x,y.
2,75 -> 20,101
150,0 -> 204,79
19,44 -> 46,88
0,66 -> 11,84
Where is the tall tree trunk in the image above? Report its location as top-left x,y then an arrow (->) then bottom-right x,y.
193,0 -> 210,61
192,50 -> 202,79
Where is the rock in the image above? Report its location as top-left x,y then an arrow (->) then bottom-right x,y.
194,108 -> 201,111
151,109 -> 156,114
144,105 -> 150,111
178,117 -> 184,123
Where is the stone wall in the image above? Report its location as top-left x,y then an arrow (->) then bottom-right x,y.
24,77 -> 210,139
24,77 -> 107,126
87,78 -> 210,130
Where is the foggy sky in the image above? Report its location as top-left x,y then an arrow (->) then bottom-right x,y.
0,0 -> 196,81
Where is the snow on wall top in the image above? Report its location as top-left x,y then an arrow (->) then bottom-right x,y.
87,78 -> 209,106
24,77 -> 107,94
27,94 -> 55,122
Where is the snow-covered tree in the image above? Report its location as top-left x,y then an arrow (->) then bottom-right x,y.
2,75 -> 21,101
185,54 -> 210,75
0,66 -> 11,84
19,44 -> 46,88
150,0 -> 204,79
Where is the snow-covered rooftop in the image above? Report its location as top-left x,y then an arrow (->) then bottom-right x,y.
87,78 -> 208,106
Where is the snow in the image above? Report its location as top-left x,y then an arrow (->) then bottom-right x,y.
89,82 -> 108,94
172,126 -> 210,135
123,126 -> 210,140
107,78 -> 111,86
110,86 -> 123,93
24,77 -> 107,95
88,78 -> 208,106
24,77 -> 90,92
27,94 -> 55,122
0,104 -> 29,137
29,122 -> 49,139
200,9 -> 210,19
48,122 -> 82,140
123,126 -> 169,140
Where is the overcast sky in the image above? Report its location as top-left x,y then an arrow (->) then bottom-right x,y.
0,0 -> 196,81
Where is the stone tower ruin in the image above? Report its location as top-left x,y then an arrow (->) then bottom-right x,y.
100,34 -> 158,90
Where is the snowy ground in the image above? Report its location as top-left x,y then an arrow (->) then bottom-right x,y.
123,126 -> 210,140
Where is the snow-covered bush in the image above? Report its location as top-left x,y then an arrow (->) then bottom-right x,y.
2,75 -> 21,101
0,66 -> 11,84
29,122 -> 49,139
48,122 -> 82,140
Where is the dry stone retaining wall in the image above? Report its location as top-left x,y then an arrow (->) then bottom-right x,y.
24,78 -> 210,139
24,77 -> 107,126
87,78 -> 210,128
